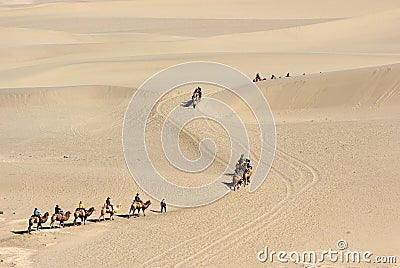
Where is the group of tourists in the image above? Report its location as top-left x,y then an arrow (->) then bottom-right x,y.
30,193 -> 167,229
253,72 -> 291,82
235,154 -> 252,175
32,200 -> 86,220
231,154 -> 254,191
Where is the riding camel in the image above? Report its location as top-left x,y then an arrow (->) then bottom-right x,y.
128,200 -> 151,218
28,212 -> 49,233
253,73 -> 266,82
192,92 -> 201,109
98,204 -> 121,222
73,207 -> 95,226
243,168 -> 253,186
231,173 -> 244,191
50,211 -> 71,228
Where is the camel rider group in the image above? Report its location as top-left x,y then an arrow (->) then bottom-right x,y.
32,194 -> 166,222
33,201 -> 88,220
33,205 -> 63,219
235,154 -> 252,176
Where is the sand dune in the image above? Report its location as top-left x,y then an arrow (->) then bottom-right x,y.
0,63 -> 399,266
0,0 -> 399,267
0,6 -> 399,89
187,9 -> 400,54
265,64 -> 400,110
1,0 -> 399,19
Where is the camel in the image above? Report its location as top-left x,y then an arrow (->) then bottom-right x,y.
243,168 -> 253,186
192,92 -> 201,109
28,212 -> 49,233
231,173 -> 244,191
73,207 -> 95,226
128,200 -> 151,218
50,211 -> 71,228
98,204 -> 121,222
253,73 -> 266,82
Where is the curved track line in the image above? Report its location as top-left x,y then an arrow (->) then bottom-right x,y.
139,148 -> 317,267
175,150 -> 319,267
135,86 -> 319,267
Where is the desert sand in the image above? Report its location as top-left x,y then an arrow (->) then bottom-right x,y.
0,0 -> 399,267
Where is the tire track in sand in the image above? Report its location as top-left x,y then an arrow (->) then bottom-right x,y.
137,86 -> 319,266
175,149 -> 319,267
139,148 -> 318,267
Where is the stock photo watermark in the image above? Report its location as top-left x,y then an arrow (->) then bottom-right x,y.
122,61 -> 276,207
257,240 -> 397,266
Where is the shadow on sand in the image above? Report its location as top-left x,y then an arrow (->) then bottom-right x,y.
12,224 -> 74,235
150,209 -> 162,214
222,181 -> 234,189
181,99 -> 194,108
115,214 -> 131,219
11,230 -> 29,235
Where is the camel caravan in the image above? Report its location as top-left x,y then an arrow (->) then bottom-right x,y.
231,154 -> 253,191
27,195 -> 154,234
27,156 -> 252,233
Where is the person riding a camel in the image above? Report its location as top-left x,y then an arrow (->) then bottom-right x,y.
246,158 -> 251,167
106,197 -> 114,211
239,154 -> 245,166
54,205 -> 64,217
33,208 -> 40,219
78,201 -> 86,217
192,86 -> 202,100
134,193 -> 143,206
253,73 -> 266,82
235,162 -> 241,175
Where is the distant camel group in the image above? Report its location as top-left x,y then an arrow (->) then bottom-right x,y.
231,155 -> 253,191
27,200 -> 151,233
253,72 -> 292,82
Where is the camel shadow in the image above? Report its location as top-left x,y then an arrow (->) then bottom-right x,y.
47,222 -> 74,229
12,225 -> 55,234
115,214 -> 130,219
63,222 -> 75,228
11,230 -> 29,235
96,218 -> 116,222
180,99 -> 194,108
222,181 -> 234,189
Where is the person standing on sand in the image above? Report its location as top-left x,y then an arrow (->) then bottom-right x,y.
160,198 -> 167,213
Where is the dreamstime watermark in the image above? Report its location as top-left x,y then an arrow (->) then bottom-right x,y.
122,61 -> 276,207
257,240 -> 397,265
